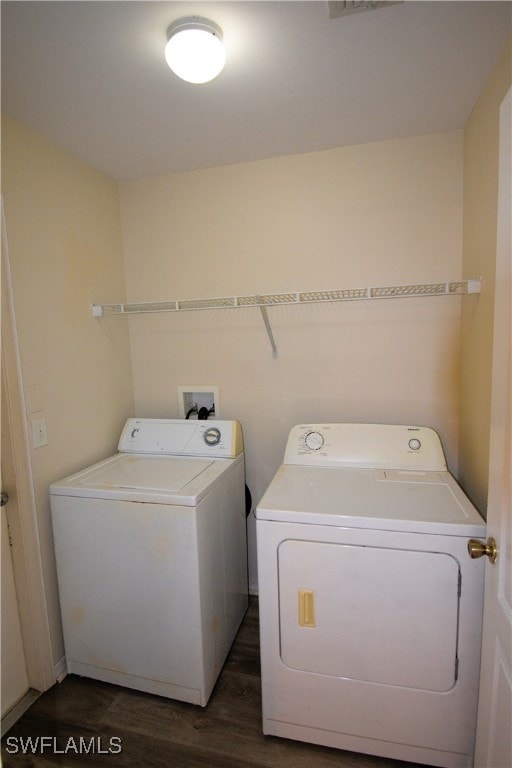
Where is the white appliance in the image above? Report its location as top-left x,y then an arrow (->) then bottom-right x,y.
51,418 -> 248,706
256,423 -> 486,768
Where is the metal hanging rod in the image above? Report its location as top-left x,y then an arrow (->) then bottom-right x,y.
92,279 -> 481,358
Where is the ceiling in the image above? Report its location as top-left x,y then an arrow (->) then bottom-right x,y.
2,1 -> 510,181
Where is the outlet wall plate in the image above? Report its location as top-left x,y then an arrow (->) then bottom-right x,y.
178,386 -> 220,419
31,417 -> 48,448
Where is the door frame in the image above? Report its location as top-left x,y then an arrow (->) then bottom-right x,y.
1,201 -> 55,705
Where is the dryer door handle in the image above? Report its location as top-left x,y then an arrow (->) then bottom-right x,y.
298,590 -> 316,628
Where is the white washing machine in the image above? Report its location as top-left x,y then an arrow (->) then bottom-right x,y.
50,418 -> 248,706
256,423 -> 486,768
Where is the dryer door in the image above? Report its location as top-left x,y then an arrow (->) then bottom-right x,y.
278,539 -> 460,692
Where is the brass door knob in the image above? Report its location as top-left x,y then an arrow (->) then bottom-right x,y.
467,537 -> 497,564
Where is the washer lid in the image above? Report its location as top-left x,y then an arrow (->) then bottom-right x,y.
255,464 -> 485,536
50,453 -> 238,506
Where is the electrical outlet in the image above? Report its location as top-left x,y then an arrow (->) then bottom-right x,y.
32,418 -> 48,448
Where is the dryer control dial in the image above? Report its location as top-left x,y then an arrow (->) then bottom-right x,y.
305,431 -> 325,451
408,438 -> 421,451
204,427 -> 221,446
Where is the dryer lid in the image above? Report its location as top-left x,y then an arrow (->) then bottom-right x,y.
255,464 -> 485,536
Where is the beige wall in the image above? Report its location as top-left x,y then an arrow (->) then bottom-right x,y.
1,115 -> 134,664
119,131 -> 465,591
460,37 -> 512,514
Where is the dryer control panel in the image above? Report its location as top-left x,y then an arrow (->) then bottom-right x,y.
284,423 -> 447,471
118,418 -> 243,458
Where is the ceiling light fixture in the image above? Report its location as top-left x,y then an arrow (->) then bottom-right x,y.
165,17 -> 226,84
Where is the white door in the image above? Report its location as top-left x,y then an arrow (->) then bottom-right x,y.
474,88 -> 512,768
1,502 -> 30,718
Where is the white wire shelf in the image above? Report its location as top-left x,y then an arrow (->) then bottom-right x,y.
92,279 -> 481,358
93,280 -> 480,316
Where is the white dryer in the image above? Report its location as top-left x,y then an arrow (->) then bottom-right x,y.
50,418 -> 248,706
256,423 -> 486,768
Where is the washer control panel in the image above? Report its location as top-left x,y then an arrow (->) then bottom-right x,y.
203,426 -> 221,446
118,419 -> 243,458
285,423 -> 447,471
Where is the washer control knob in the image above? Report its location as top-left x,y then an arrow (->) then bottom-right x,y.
408,438 -> 421,451
305,431 -> 325,451
204,427 -> 221,446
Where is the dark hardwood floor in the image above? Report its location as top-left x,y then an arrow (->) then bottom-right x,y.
2,598 -> 426,768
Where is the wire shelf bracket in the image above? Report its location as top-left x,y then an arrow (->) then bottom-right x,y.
92,278 -> 481,359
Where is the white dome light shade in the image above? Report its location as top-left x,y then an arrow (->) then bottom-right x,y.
165,18 -> 226,84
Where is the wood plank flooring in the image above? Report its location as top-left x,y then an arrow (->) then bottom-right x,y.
2,598 -> 427,768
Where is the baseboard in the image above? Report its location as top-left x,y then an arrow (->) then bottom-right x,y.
54,655 -> 67,683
